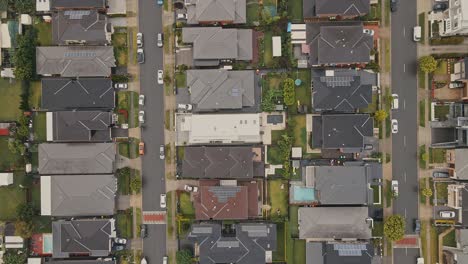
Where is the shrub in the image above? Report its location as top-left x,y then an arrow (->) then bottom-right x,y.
282,78 -> 295,106
419,56 -> 438,73
384,215 -> 406,241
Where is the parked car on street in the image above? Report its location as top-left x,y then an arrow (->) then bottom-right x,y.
391,119 -> 398,134
139,94 -> 145,105
432,171 -> 449,178
159,144 -> 165,159
391,94 -> 399,110
141,257 -> 148,264
157,33 -> 163,48
139,142 -> 145,155
157,70 -> 164,84
114,83 -> 128,89
139,111 -> 145,124
160,194 -> 166,208
157,0 -> 163,5
114,237 -> 127,245
439,211 -> 455,218
140,224 -> 148,237
137,48 -> 145,64
414,219 -> 421,233
390,0 -> 398,12
137,33 -> 143,48
163,256 -> 168,264
413,26 -> 421,42
391,180 -> 399,197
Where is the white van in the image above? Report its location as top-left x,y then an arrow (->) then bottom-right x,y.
391,94 -> 399,110
413,26 -> 421,42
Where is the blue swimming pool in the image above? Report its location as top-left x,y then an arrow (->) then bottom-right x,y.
292,186 -> 315,202
43,234 -> 53,254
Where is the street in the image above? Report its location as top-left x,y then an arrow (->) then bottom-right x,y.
390,0 -> 419,245
138,0 -> 167,263
394,248 -> 421,264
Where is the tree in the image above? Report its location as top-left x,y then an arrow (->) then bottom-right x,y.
374,110 -> 388,122
176,250 -> 192,264
3,250 -> 27,264
14,221 -> 33,238
384,215 -> 406,241
282,78 -> 295,106
13,28 -> 37,80
13,0 -> 35,13
422,187 -> 433,198
130,176 -> 142,194
419,56 -> 438,73
16,203 -> 35,222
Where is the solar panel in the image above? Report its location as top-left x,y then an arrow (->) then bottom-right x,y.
209,186 -> 241,203
64,10 -> 91,19
320,76 -> 354,87
217,241 -> 239,248
333,243 -> 366,256
192,226 -> 212,234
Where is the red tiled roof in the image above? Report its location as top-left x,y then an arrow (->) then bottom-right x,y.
0,128 -> 9,136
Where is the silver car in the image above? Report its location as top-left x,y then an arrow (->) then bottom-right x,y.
136,32 -> 143,48
157,33 -> 163,48
157,70 -> 164,84
139,94 -> 145,106
391,119 -> 398,134
159,144 -> 165,159
138,111 -> 145,124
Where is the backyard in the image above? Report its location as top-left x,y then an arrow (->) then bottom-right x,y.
33,18 -> 52,46
29,81 -> 41,109
0,79 -> 22,121
289,69 -> 312,113
179,192 -> 195,217
0,137 -> 21,171
33,112 -> 47,142
246,0 -> 260,25
268,179 -> 288,221
288,0 -> 303,22
290,115 -> 307,153
0,172 -> 27,220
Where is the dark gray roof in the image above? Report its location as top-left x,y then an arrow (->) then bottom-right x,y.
182,146 -> 264,179
306,22 -> 373,66
38,143 -> 116,175
51,0 -> 107,9
52,219 -> 114,258
46,260 -> 115,264
52,10 -> 109,45
36,46 -> 115,77
42,174 -> 116,216
182,27 -> 252,63
306,242 -> 377,264
186,0 -> 246,24
455,149 -> 468,180
462,187 -> 468,226
187,70 -> 256,111
41,78 -> 115,111
304,0 -> 370,18
298,207 -> 372,240
312,69 -> 374,112
312,114 -> 374,149
188,223 -> 276,264
314,166 -> 372,205
52,111 -> 111,142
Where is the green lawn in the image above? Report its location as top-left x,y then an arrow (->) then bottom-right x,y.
0,137 -> 21,171
263,31 -> 273,67
268,179 -> 288,221
0,79 -> 22,121
385,117 -> 391,138
443,229 -> 456,247
117,168 -> 131,195
435,182 -> 449,201
429,148 -> 446,163
179,192 -> 195,217
288,0 -> 303,22
290,69 -> 312,113
116,91 -> 139,127
418,70 -> 426,89
118,138 -> 140,159
31,182 -> 41,210
29,81 -> 41,109
419,100 -> 426,127
420,145 -> 427,169
116,209 -> 133,238
420,178 -> 428,204
434,105 -> 450,121
289,206 -> 299,238
435,60 -> 448,75
112,33 -> 128,66
246,0 -> 260,25
272,222 -> 285,261
418,13 -> 426,44
292,239 -> 306,264
33,112 -> 47,142
0,172 -> 26,220
373,221 -> 384,237
32,216 -> 52,233
33,19 -> 52,46
267,130 -> 286,164
384,180 -> 392,208
166,191 -> 174,236
175,72 -> 186,88
290,115 -> 307,154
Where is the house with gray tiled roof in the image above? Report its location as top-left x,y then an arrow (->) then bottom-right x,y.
49,111 -> 112,142
304,0 -> 370,19
186,0 -> 246,25
306,241 -> 380,264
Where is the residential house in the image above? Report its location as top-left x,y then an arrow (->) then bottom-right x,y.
182,27 -> 252,66
41,78 -> 115,111
311,68 -> 377,112
303,0 -> 370,20
47,111 -> 112,142
181,146 -> 265,179
193,180 -> 260,220
304,22 -> 373,66
446,149 -> 468,180
451,57 -> 468,83
51,0 -> 107,11
175,113 -> 261,145
298,207 -> 372,240
52,219 -> 116,258
188,223 -> 277,264
445,182 -> 468,226
444,229 -> 468,263
36,46 -> 115,77
431,103 -> 468,148
290,164 -> 374,205
46,260 -> 116,264
311,114 -> 374,152
185,69 -> 258,112
52,10 -> 111,45
38,143 -> 116,175
438,0 -> 468,36
41,174 -> 117,216
306,241 -> 379,264
185,0 -> 246,25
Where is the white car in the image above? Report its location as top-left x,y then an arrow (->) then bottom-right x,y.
184,185 -> 199,192
363,29 -> 374,36
391,94 -> 399,109
113,237 -> 127,245
159,144 -> 165,160
114,83 -> 128,89
157,70 -> 164,84
391,119 -> 398,134
177,104 -> 193,111
136,32 -> 143,48
157,33 -> 163,48
391,180 -> 399,197
439,211 -> 455,218
139,94 -> 145,106
141,257 -> 147,264
163,256 -> 168,264
177,13 -> 187,20
160,194 -> 167,209
138,111 -> 145,124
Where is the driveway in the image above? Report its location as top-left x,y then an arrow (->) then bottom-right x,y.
138,0 -> 167,263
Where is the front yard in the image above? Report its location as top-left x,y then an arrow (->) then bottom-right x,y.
116,91 -> 139,127
116,209 -> 134,239
268,179 -> 288,221
112,32 -> 128,66
434,104 -> 450,121
0,137 -> 21,171
179,192 -> 195,217
429,148 -> 446,163
118,138 -> 140,159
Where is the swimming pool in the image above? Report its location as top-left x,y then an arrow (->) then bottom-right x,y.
43,233 -> 53,254
292,186 -> 316,203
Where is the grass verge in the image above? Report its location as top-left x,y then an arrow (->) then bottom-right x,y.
419,99 -> 426,127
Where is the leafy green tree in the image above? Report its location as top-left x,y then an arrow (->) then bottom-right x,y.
13,0 -> 35,13
374,110 -> 388,122
278,134 -> 292,176
422,187 -> 433,198
14,221 -> 33,238
176,250 -> 192,264
282,78 -> 295,106
16,203 -> 35,222
3,249 -> 27,264
13,28 -> 37,80
8,139 -> 25,155
130,176 -> 142,194
419,56 -> 438,73
384,215 -> 406,241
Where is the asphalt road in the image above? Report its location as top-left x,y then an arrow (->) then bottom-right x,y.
390,0 -> 419,238
138,0 -> 167,263
394,248 -> 421,264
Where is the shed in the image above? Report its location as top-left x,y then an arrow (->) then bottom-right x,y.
292,147 -> 302,159
272,36 -> 282,57
0,172 -> 13,186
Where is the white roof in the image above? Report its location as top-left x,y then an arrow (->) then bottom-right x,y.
291,31 -> 306,40
46,112 -> 53,141
20,14 -> 32,25
291,24 -> 306,30
180,114 -> 261,144
40,176 -> 52,215
36,0 -> 51,12
0,173 -> 13,186
5,236 -> 24,243
272,36 -> 282,57
28,258 -> 42,264
0,23 -> 11,48
291,147 -> 302,158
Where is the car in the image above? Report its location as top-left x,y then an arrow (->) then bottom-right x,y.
177,104 -> 193,111
163,257 -> 168,264
391,119 -> 398,134
433,171 -> 449,178
413,26 -> 421,42
157,0 -> 163,5
137,48 -> 145,64
136,32 -> 143,48
391,180 -> 399,197
139,94 -> 145,106
433,2 -> 448,12
184,185 -> 199,192
439,211 -> 455,218
114,237 -> 127,245
159,144 -> 165,160
414,219 -> 421,233
140,224 -> 148,238
114,83 -> 128,89
449,82 -> 465,89
157,70 -> 164,84
160,193 -> 166,208
391,94 -> 399,110
139,111 -> 145,124
139,142 -> 145,155
176,13 -> 187,20
417,258 -> 424,264
157,33 -> 163,48
363,29 -> 374,36
390,0 -> 398,12
114,245 -> 125,251
141,257 -> 148,264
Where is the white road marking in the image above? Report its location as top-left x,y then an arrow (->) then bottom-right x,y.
404,136 -> 407,147
403,63 -> 406,72
404,171 -> 407,182
403,27 -> 406,36
404,99 -> 406,110
405,208 -> 407,218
